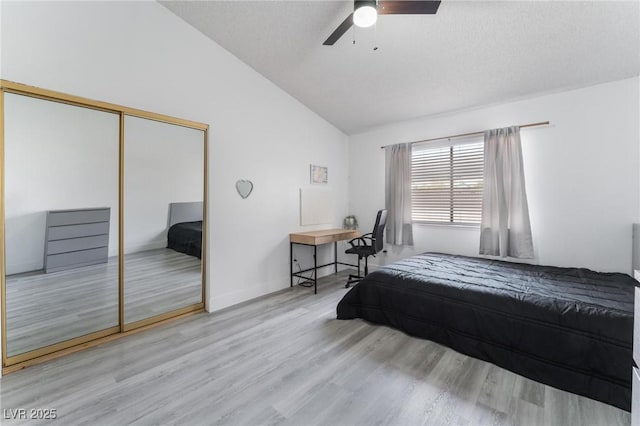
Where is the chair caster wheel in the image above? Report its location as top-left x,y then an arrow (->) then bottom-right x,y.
345,283 -> 350,289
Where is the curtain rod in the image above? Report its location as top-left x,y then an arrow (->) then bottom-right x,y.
379,120 -> 550,149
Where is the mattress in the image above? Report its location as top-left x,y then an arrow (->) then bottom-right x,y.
167,221 -> 202,259
336,252 -> 636,410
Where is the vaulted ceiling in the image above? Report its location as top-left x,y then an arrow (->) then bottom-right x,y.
161,1 -> 640,134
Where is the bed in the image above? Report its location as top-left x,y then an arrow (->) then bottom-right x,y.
167,202 -> 203,259
336,252 -> 636,410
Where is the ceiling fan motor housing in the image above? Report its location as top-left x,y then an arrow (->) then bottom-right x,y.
353,0 -> 378,28
355,0 -> 377,10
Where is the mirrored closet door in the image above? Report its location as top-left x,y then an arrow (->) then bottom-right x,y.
3,93 -> 120,359
123,116 -> 205,327
1,81 -> 208,371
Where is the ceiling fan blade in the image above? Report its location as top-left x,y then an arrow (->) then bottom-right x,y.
378,0 -> 441,15
323,13 -> 354,45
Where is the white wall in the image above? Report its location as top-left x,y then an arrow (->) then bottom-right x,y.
4,93 -> 120,274
1,1 -> 349,311
124,116 -> 204,254
349,77 -> 640,274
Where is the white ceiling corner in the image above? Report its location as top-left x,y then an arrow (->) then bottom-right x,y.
160,0 -> 640,134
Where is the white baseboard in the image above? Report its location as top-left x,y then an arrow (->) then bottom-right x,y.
6,259 -> 43,276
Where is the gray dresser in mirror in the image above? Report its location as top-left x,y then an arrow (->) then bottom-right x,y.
44,207 -> 111,273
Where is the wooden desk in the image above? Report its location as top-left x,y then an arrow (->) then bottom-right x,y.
290,228 -> 359,294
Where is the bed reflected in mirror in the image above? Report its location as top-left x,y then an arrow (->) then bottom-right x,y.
3,93 -> 120,357
123,116 -> 205,325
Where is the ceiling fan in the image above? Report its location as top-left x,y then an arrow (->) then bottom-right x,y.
323,0 -> 441,46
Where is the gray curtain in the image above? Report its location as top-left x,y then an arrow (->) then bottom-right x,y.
385,143 -> 414,246
479,126 -> 533,258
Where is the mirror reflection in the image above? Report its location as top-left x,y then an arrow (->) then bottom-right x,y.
123,116 -> 204,324
4,93 -> 120,357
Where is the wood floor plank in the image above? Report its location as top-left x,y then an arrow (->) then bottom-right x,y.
0,270 -> 631,425
478,365 -> 518,413
508,398 -> 545,426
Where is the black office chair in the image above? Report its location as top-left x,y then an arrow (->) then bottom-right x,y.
345,209 -> 388,288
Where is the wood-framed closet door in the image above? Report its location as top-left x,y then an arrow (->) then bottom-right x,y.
122,115 -> 206,329
1,91 -> 120,365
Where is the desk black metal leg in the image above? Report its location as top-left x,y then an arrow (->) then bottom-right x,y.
314,245 -> 317,294
290,242 -> 293,288
334,241 -> 338,274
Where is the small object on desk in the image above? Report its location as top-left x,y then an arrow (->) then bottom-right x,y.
290,228 -> 359,294
343,215 -> 358,230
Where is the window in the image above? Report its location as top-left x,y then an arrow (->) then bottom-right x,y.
411,141 -> 484,225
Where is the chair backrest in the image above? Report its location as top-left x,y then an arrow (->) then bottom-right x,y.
371,209 -> 388,253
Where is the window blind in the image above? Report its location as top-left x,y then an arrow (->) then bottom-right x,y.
411,141 -> 484,225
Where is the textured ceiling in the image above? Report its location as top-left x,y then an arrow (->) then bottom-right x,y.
161,1 -> 640,134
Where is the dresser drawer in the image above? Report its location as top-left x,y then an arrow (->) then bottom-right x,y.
46,234 -> 109,255
45,247 -> 108,272
47,208 -> 110,226
47,222 -> 110,241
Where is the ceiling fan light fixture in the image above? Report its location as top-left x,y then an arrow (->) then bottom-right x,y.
353,3 -> 377,28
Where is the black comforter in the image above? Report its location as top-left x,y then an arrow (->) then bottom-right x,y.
167,221 -> 202,259
337,253 -> 636,410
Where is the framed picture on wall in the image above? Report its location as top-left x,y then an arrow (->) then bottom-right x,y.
310,164 -> 328,184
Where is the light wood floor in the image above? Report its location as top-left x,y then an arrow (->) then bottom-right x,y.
0,271 -> 630,426
5,248 -> 201,356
